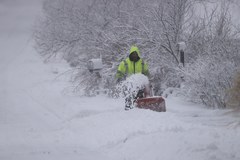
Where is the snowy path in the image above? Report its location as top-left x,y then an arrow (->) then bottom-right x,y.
1,1 -> 240,160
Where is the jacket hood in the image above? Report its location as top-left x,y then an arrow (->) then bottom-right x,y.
130,45 -> 140,57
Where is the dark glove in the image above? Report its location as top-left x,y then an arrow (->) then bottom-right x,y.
117,78 -> 124,84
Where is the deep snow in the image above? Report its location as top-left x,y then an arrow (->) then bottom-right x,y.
0,1 -> 240,160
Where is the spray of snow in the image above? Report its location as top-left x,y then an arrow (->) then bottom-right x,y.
116,74 -> 149,98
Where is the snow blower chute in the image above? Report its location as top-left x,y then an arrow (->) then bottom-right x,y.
135,84 -> 166,112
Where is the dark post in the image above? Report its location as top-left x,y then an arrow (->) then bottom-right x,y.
180,50 -> 185,67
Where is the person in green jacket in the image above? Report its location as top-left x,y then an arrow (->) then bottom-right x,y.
116,45 -> 149,81
116,45 -> 149,110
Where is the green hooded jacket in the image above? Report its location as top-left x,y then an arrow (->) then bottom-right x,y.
116,45 -> 149,80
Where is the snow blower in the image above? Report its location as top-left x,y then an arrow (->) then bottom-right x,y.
135,84 -> 166,112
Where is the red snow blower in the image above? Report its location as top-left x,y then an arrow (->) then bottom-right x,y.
135,84 -> 166,112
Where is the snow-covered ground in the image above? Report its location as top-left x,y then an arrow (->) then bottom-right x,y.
1,1 -> 240,160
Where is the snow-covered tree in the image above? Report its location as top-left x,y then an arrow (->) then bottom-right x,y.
34,0 -> 240,108
181,1 -> 240,108
34,0 -> 192,95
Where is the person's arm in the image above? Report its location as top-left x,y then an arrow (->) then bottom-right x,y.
143,62 -> 149,77
116,61 -> 126,82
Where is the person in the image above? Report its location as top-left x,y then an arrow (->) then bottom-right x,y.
116,45 -> 149,110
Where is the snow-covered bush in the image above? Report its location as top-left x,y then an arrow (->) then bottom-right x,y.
181,3 -> 240,108
182,55 -> 237,108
